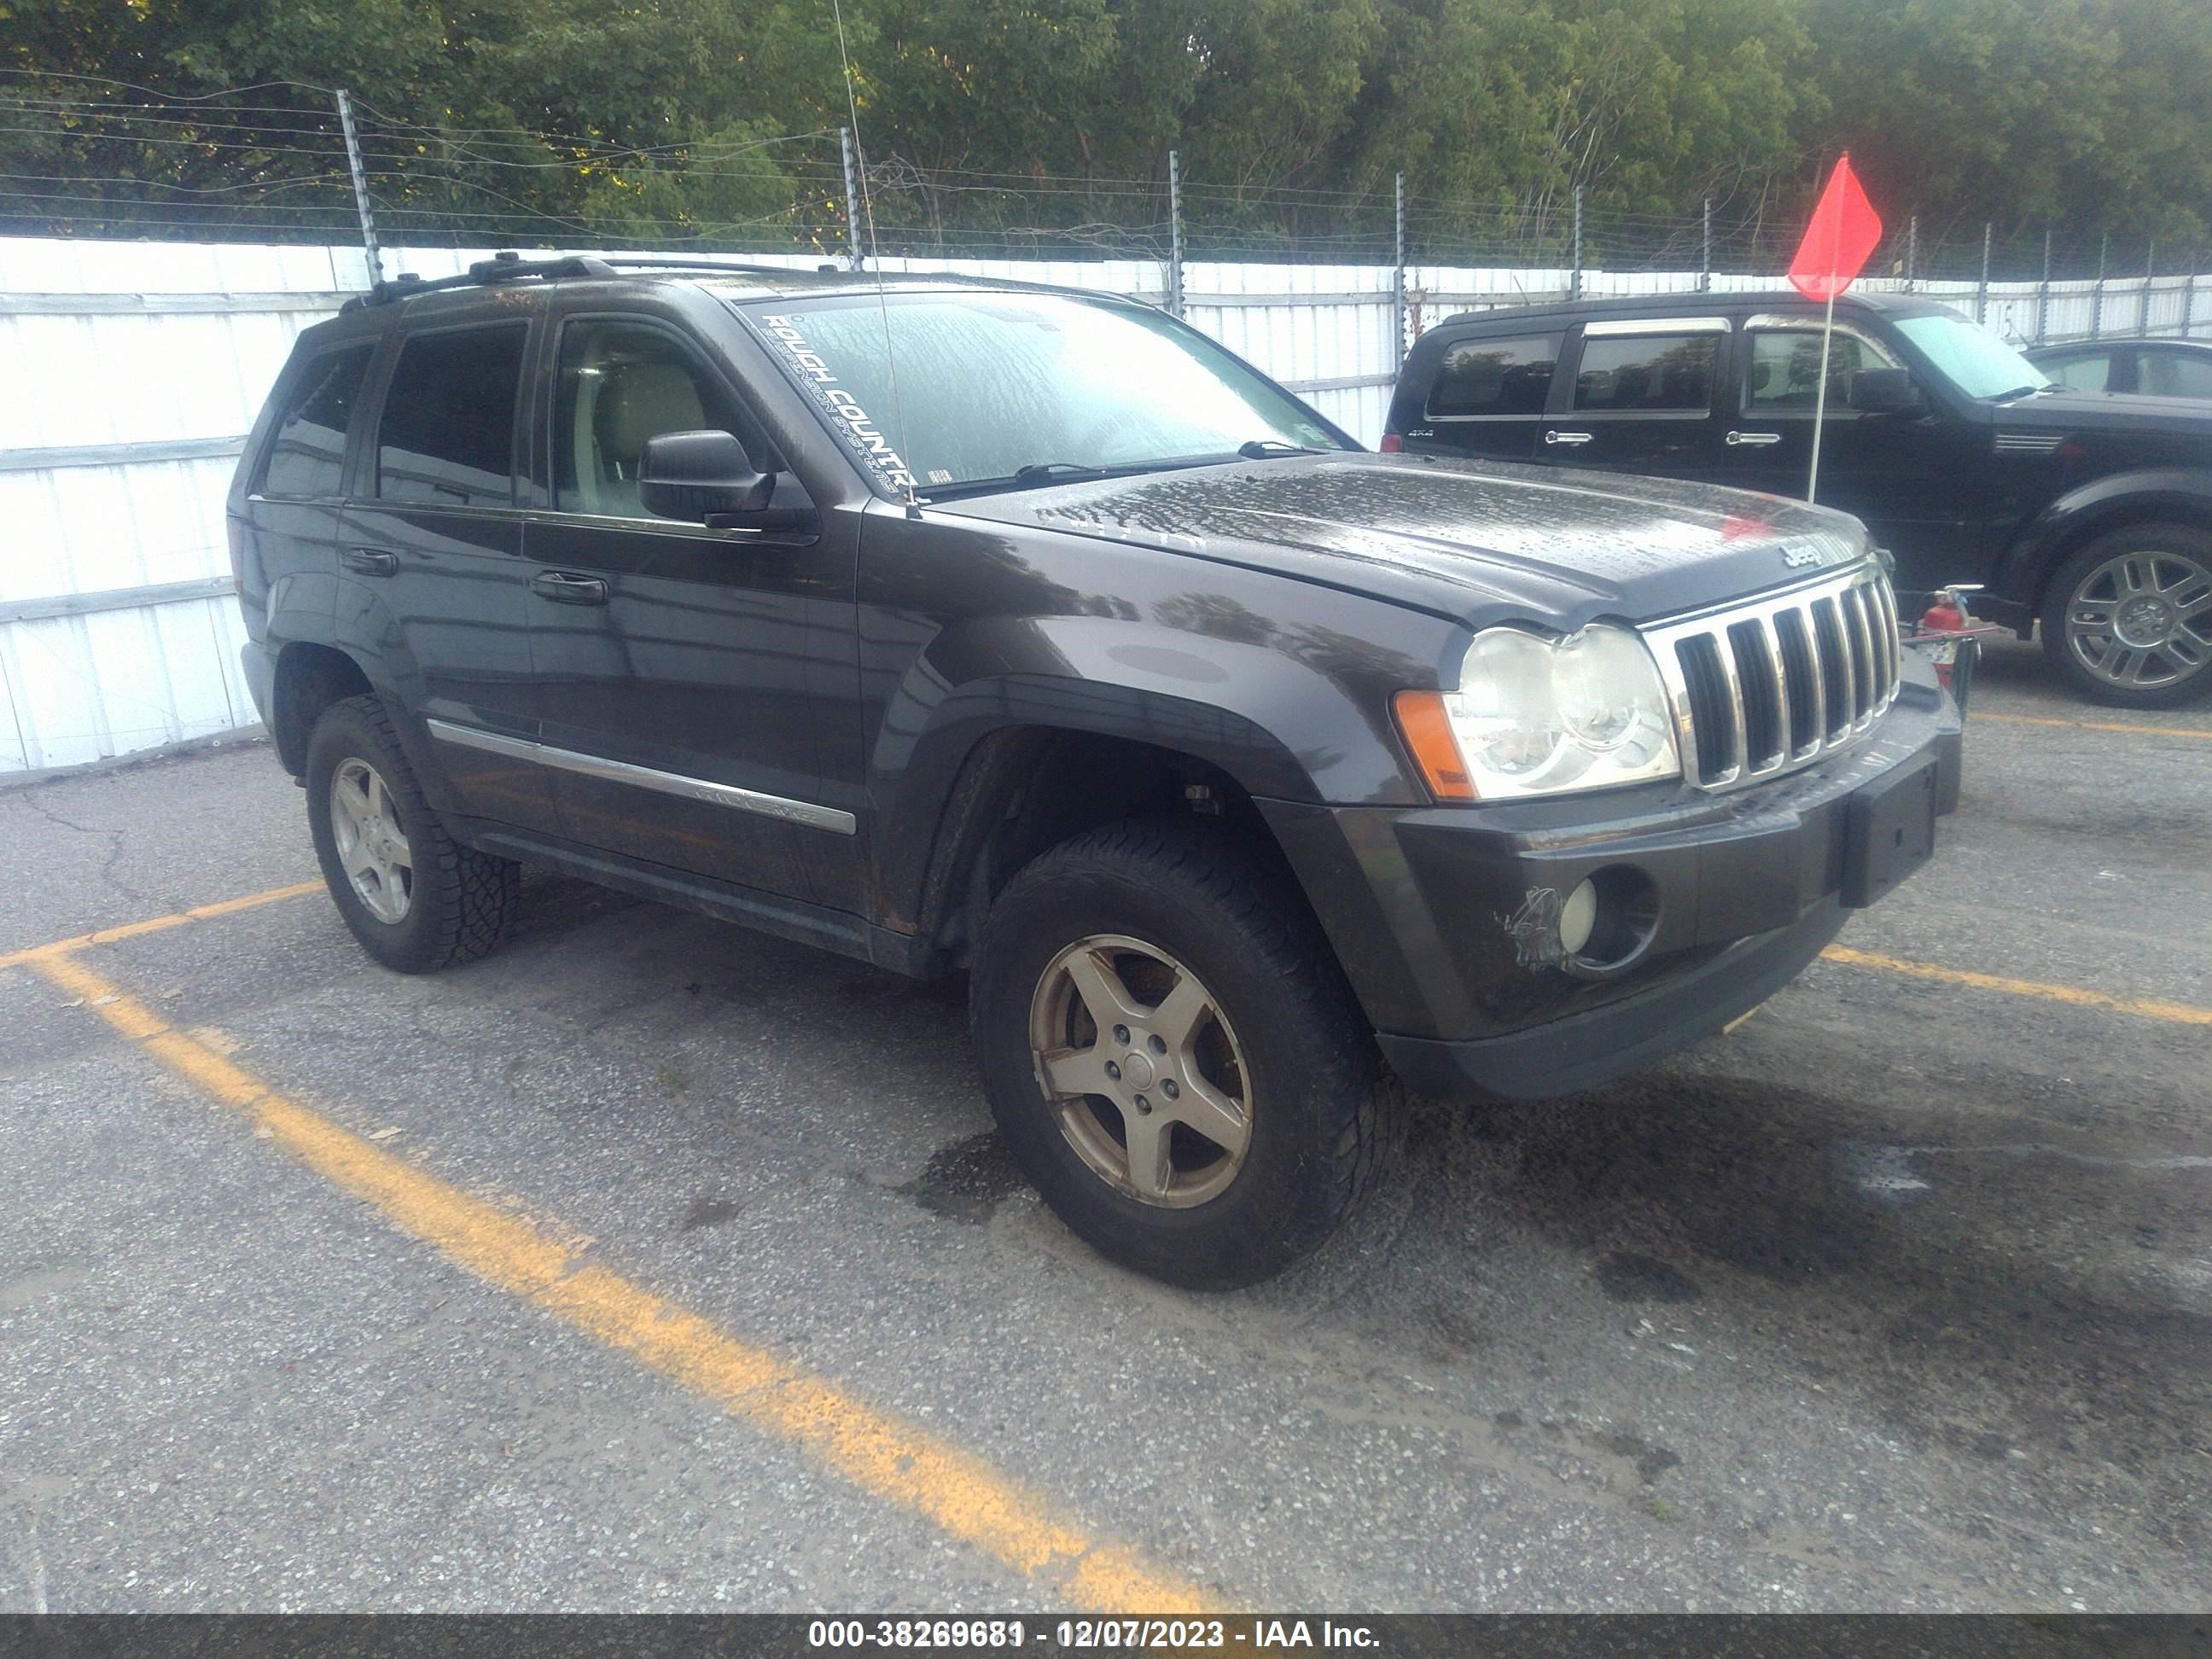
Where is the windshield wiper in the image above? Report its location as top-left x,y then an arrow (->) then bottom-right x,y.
1990,383 -> 2046,403
1237,439 -> 1324,458
923,458 -> 1189,502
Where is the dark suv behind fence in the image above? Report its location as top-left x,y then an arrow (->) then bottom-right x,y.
230,255 -> 1960,1288
1385,292 -> 2212,708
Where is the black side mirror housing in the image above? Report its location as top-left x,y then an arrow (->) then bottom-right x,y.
638,429 -> 774,525
1848,368 -> 1923,415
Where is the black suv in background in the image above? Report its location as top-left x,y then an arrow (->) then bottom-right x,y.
1386,293 -> 2212,707
230,255 -> 1960,1288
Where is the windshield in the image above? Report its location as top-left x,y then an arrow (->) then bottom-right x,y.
736,290 -> 1348,495
1894,311 -> 2052,400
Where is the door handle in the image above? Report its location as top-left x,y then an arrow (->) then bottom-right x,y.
1544,429 -> 1594,445
1726,430 -> 1784,447
531,570 -> 610,605
341,547 -> 398,576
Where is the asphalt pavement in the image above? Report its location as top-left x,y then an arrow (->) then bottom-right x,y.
1,637 -> 2206,1614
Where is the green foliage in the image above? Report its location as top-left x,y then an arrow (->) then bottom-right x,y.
3,0 -> 2206,253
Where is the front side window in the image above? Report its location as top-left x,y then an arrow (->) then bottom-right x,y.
552,319 -> 768,518
734,290 -> 1345,496
1571,335 -> 1717,413
375,323 -> 527,509
1893,311 -> 2050,400
1425,335 -> 1562,418
2039,352 -> 2110,392
2141,351 -> 2212,399
1744,329 -> 1905,413
260,343 -> 375,498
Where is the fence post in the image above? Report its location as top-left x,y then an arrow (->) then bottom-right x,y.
333,89 -> 382,284
2143,240 -> 2156,336
2188,265 -> 2201,341
1699,198 -> 1711,293
2037,225 -> 2051,345
1976,222 -> 1991,324
839,127 -> 864,271
1167,150 -> 1185,318
1571,186 -> 1584,300
2093,231 -> 2107,341
1394,172 -> 1408,370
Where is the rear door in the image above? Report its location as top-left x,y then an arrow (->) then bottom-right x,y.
1538,317 -> 1729,482
338,319 -> 560,833
1398,329 -> 1561,462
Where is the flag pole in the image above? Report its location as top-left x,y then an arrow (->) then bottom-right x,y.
1807,283 -> 1836,504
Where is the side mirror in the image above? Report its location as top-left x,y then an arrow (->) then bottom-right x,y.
1848,368 -> 1923,415
638,429 -> 773,525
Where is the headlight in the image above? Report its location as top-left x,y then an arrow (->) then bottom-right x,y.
1394,624 -> 1681,800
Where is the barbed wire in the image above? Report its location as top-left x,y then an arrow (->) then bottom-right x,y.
2,88 -> 2204,283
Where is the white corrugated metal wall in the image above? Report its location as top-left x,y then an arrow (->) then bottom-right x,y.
3,235 -> 2207,773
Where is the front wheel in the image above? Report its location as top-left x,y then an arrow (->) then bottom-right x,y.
2040,525 -> 2212,707
969,819 -> 1393,1289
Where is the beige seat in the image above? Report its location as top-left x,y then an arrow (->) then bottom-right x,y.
591,359 -> 707,516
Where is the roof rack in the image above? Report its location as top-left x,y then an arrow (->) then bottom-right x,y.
341,250 -> 843,311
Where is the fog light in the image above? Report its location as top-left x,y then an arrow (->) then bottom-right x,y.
1558,878 -> 1598,957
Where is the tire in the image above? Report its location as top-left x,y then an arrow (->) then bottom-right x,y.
969,818 -> 1394,1289
304,695 -> 521,973
2039,523 -> 2212,707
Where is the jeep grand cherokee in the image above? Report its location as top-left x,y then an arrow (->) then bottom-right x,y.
229,255 -> 1961,1288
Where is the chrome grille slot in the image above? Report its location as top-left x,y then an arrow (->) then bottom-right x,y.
1726,619 -> 1785,771
1644,562 -> 1901,791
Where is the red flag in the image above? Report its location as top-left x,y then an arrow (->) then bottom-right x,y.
1788,155 -> 1883,303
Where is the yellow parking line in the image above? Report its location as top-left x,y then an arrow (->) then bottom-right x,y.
1974,711 -> 2212,740
0,879 -> 322,970
28,946 -> 1214,1614
1820,944 -> 2212,1027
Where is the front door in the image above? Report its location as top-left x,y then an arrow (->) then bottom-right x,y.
522,312 -> 861,911
339,319 -> 560,834
1718,317 -> 1979,590
1537,320 -> 1729,483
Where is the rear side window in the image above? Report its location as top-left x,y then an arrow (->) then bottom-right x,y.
1572,335 -> 1717,413
376,323 -> 527,508
259,344 -> 375,498
1425,335 -> 1561,418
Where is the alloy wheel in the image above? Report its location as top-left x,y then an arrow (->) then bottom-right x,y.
329,756 -> 415,923
1027,934 -> 1254,1208
2064,549 -> 2212,690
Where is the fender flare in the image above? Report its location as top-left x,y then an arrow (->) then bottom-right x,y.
1992,467 -> 2212,609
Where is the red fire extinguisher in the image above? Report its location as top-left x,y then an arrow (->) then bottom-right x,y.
1916,584 -> 1982,707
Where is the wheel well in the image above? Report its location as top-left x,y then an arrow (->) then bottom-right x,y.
914,728 -> 1294,970
2030,503 -> 2212,617
271,643 -> 372,777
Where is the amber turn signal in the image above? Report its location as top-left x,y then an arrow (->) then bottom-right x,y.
1392,690 -> 1476,801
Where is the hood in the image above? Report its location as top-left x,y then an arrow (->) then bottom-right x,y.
934,452 -> 1870,631
1994,387 -> 2212,442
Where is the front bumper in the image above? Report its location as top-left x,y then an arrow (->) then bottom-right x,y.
1260,660 -> 1963,1103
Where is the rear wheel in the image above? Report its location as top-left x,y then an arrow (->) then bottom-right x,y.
305,695 -> 520,973
969,818 -> 1393,1289
2040,524 -> 2212,707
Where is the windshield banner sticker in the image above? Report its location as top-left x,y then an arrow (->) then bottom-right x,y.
758,314 -> 919,494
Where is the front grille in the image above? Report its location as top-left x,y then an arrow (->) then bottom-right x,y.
1643,562 -> 1901,790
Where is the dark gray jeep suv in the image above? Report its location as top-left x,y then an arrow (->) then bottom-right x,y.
230,255 -> 1961,1287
